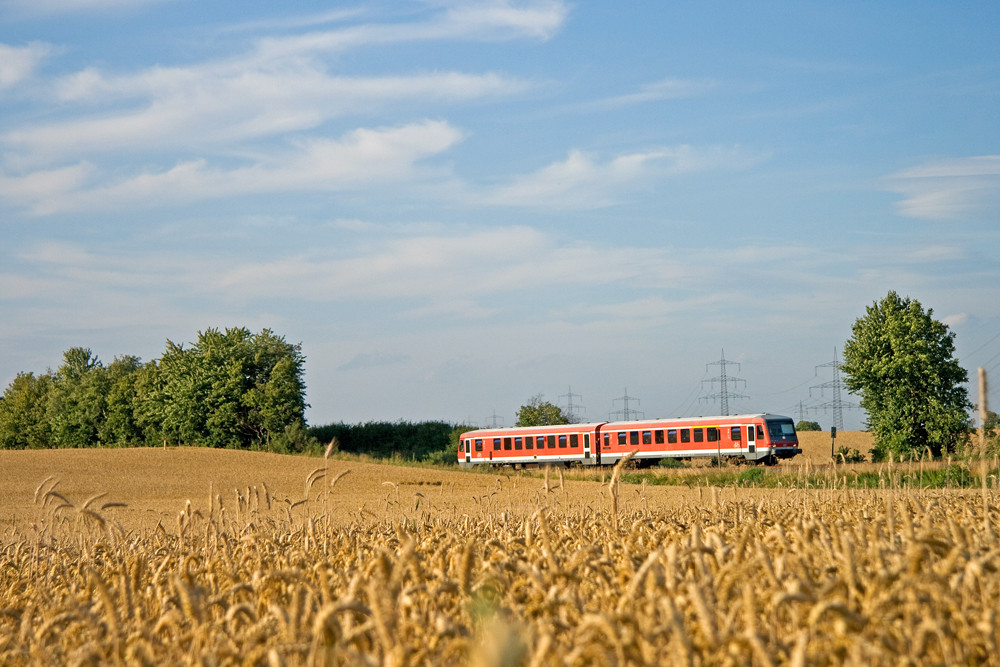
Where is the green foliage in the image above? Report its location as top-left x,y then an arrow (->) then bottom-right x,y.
657,457 -> 685,468
515,394 -> 571,427
835,446 -> 866,464
842,291 -> 972,458
308,421 -> 458,461
151,328 -> 308,450
795,420 -> 822,431
0,372 -> 54,449
0,327 -> 308,451
46,348 -> 108,448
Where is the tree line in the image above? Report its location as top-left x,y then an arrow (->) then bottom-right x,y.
0,328 -> 309,451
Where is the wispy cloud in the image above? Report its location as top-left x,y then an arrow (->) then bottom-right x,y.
481,144 -> 765,209
2,120 -> 464,214
338,351 -> 411,372
1,0 -> 165,16
0,42 -> 51,88
579,77 -> 717,111
885,155 -> 1000,221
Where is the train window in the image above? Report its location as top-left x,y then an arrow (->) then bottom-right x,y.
514,437 -> 523,450
584,434 -> 590,446
547,435 -> 556,449
558,435 -> 567,448
570,434 -> 579,447
655,430 -> 664,444
493,438 -> 501,450
693,428 -> 704,442
642,431 -> 652,445
680,429 -> 690,443
730,427 -> 741,441
504,437 -> 512,450
668,429 -> 677,444
617,432 -> 627,445
629,431 -> 639,445
603,433 -> 610,447
757,425 -> 765,440
707,428 -> 719,442
475,439 -> 483,452
526,437 -> 533,450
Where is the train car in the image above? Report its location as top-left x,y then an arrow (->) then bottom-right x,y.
457,422 -> 601,468
458,413 -> 800,467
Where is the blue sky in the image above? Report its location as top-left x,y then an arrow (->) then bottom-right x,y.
2,1 -> 999,431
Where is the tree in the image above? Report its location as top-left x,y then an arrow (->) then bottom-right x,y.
151,327 -> 308,449
796,420 -> 822,431
515,395 -> 571,427
46,347 -> 108,448
0,372 -> 54,448
841,291 -> 971,458
98,355 -> 146,447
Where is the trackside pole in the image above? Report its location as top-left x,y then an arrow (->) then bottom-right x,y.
980,368 -> 989,455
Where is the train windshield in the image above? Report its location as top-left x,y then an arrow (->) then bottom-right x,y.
765,419 -> 796,442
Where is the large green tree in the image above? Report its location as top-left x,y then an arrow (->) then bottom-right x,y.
98,355 -> 146,447
515,394 -> 571,427
0,372 -> 54,449
46,347 -> 109,448
152,327 -> 307,450
842,291 -> 971,458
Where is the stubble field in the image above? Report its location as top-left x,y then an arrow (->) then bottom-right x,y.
1,435 -> 998,665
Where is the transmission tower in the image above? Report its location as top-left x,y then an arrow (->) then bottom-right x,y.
809,347 -> 858,431
559,386 -> 585,423
609,388 -> 644,421
700,349 -> 748,416
485,409 -> 504,428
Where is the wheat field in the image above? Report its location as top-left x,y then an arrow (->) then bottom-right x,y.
1,444 -> 998,665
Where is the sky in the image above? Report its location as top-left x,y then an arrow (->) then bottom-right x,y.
2,1 -> 999,432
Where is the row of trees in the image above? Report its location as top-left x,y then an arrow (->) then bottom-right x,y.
0,328 -> 308,451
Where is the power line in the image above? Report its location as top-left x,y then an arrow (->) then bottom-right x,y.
485,409 -> 504,428
609,387 -> 644,421
809,347 -> 860,430
559,386 -> 585,423
700,348 -> 748,416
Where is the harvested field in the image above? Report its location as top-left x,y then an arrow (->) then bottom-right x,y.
793,430 -> 875,465
1,446 -> 998,665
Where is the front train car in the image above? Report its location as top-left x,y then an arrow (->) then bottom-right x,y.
759,413 -> 801,462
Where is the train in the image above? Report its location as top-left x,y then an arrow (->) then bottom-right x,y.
458,413 -> 801,467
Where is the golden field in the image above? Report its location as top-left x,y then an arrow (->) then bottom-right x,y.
1,442 -> 998,666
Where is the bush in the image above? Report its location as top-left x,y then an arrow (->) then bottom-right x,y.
835,446 -> 866,464
796,420 -> 822,431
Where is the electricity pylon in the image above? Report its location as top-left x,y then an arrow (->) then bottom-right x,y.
700,348 -> 748,416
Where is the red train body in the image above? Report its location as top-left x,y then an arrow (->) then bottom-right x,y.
458,413 -> 800,467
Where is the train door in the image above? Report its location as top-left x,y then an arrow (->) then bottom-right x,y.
746,425 -> 756,457
583,433 -> 591,461
465,439 -> 471,465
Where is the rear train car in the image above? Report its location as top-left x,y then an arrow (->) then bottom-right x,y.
458,413 -> 800,467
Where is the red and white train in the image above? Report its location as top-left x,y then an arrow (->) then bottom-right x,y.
458,413 -> 801,467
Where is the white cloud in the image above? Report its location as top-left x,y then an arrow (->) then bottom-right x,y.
252,0 -> 568,59
6,120 -> 463,215
885,155 -> 1000,221
1,0 -> 165,15
580,77 -> 717,110
7,68 -> 523,162
942,313 -> 968,328
0,42 -> 51,89
482,145 -> 764,209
